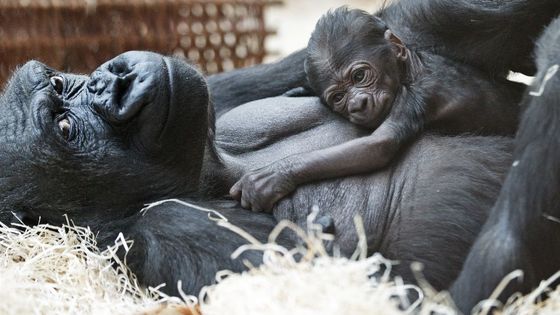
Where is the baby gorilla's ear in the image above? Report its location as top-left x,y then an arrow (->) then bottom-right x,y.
384,29 -> 408,61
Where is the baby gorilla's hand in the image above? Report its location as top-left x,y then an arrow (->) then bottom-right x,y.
230,161 -> 297,212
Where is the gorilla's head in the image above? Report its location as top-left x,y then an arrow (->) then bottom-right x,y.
0,51 -> 210,225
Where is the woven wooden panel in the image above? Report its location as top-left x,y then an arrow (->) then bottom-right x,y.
0,0 -> 279,84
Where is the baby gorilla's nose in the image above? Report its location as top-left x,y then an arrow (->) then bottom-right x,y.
348,93 -> 372,114
88,51 -> 167,124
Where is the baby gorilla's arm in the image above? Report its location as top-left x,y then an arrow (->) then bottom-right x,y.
230,86 -> 433,212
230,120 -> 419,212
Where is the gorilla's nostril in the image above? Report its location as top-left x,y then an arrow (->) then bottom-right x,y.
360,97 -> 368,110
50,76 -> 64,95
88,52 -> 168,124
349,95 -> 369,113
114,75 -> 136,106
108,59 -> 129,76
117,75 -> 134,93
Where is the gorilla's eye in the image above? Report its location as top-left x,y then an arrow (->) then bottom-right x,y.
50,76 -> 65,95
352,69 -> 366,83
332,92 -> 346,104
57,117 -> 72,140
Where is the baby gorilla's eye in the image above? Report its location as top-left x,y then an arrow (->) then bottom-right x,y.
50,76 -> 65,95
332,92 -> 346,103
57,116 -> 73,141
352,69 -> 366,83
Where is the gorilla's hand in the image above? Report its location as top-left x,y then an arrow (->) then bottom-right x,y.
230,160 -> 297,212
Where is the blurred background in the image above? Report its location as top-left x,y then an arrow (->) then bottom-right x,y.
0,0 -> 384,84
265,0 -> 384,61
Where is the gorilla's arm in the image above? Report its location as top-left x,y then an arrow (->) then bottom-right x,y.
450,17 -> 560,314
207,49 -> 309,118
382,0 -> 560,76
96,200 -> 286,296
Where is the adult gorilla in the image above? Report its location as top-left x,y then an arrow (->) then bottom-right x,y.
0,51 -> 508,297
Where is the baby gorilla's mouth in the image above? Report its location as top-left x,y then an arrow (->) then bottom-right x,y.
348,113 -> 374,128
347,94 -> 376,128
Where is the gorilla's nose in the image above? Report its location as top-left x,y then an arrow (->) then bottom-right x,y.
88,51 -> 167,123
348,94 -> 372,114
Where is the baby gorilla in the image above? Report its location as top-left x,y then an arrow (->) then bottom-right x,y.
231,7 -> 522,212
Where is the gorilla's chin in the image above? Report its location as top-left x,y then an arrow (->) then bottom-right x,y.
159,55 -> 210,155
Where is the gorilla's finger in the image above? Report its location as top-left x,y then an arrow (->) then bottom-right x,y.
252,205 -> 264,213
229,181 -> 242,200
240,196 -> 250,209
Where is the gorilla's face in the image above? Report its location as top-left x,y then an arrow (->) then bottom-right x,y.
0,51 -> 209,224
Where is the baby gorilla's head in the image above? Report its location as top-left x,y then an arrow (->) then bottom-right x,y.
305,7 -> 406,129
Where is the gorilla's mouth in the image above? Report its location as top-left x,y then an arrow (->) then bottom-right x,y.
348,100 -> 375,127
154,55 -> 210,145
157,57 -> 174,142
88,52 -> 170,125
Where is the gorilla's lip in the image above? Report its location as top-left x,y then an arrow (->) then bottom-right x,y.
157,57 -> 174,141
157,55 -> 208,139
348,103 -> 375,127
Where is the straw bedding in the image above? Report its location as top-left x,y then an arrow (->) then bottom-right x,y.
0,208 -> 557,315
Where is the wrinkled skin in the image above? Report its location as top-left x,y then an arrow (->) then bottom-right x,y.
229,158 -> 297,212
320,59 -> 397,129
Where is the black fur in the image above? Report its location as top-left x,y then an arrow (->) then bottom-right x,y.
450,16 -> 560,313
381,0 -> 560,76
208,49 -> 309,118
96,201 -> 284,296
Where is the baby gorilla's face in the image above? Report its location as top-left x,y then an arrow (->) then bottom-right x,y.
321,59 -> 399,129
305,7 -> 404,130
0,51 -> 209,225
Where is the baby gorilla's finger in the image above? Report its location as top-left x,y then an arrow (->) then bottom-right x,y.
248,194 -> 265,213
259,196 -> 277,213
251,205 -> 265,213
240,196 -> 251,209
229,181 -> 242,200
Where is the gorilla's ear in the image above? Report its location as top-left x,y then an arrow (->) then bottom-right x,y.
384,29 -> 407,61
